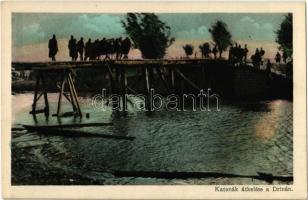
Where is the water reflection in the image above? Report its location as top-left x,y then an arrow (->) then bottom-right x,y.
255,100 -> 289,140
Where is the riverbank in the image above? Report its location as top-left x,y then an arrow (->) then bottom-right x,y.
11,129 -> 293,185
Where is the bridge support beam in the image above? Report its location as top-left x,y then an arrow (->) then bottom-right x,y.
30,71 -> 49,117
120,66 -> 127,114
53,70 -> 82,118
169,67 -> 175,93
143,66 -> 153,112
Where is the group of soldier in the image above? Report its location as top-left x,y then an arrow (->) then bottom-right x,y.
250,47 -> 266,67
198,43 -> 249,63
48,34 -> 287,71
228,43 -> 249,64
274,51 -> 289,64
48,34 -> 131,61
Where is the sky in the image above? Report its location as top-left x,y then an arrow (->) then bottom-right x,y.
12,13 -> 287,61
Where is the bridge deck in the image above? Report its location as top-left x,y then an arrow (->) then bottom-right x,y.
12,59 -> 228,71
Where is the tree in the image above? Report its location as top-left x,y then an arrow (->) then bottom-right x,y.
276,14 -> 292,60
209,21 -> 232,58
182,44 -> 194,57
199,42 -> 211,58
122,13 -> 175,59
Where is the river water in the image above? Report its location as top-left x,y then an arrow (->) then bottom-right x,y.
11,93 -> 293,185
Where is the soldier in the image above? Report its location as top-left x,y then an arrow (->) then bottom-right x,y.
282,51 -> 288,63
77,37 -> 85,61
260,47 -> 265,56
244,44 -> 249,63
84,38 -> 92,61
48,34 -> 58,61
114,37 -> 122,59
275,52 -> 281,63
92,39 -> 100,60
234,43 -> 241,63
68,35 -> 77,61
212,45 -> 218,59
237,44 -> 243,63
266,59 -> 272,80
121,37 -> 131,59
251,48 -> 261,68
73,38 -> 78,61
228,44 -> 234,61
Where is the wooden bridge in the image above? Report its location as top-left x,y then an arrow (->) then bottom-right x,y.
12,59 -> 278,117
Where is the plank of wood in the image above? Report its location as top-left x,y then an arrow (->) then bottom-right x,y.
23,123 -> 113,129
174,68 -> 201,91
12,59 -> 223,70
23,124 -> 135,141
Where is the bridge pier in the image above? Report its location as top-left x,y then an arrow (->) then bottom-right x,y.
30,69 -> 82,118
54,70 -> 82,117
30,71 -> 49,117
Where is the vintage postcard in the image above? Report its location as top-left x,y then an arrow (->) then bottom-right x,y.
1,1 -> 307,199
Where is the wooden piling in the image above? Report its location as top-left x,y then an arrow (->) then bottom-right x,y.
68,73 -> 82,117
31,72 -> 40,114
174,68 -> 201,91
143,66 -> 151,111
56,74 -> 65,116
67,73 -> 77,113
105,62 -> 118,110
155,67 -> 170,93
30,72 -> 49,117
120,66 -> 127,113
170,67 -> 175,93
40,72 -> 49,117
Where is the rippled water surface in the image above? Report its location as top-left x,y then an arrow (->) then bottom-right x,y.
11,93 -> 293,185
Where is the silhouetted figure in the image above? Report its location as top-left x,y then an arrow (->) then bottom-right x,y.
244,44 -> 248,63
77,36 -> 132,61
228,44 -> 234,61
266,60 -> 272,80
212,45 -> 218,59
48,34 -> 58,61
237,44 -> 244,64
282,51 -> 288,63
84,39 -> 92,61
106,38 -> 115,59
114,37 -> 122,59
275,52 -> 281,63
77,37 -> 85,61
230,43 -> 245,64
73,38 -> 78,60
68,35 -> 78,61
260,47 -> 265,56
251,48 -> 262,68
93,39 -> 100,60
100,38 -> 108,59
120,37 -> 131,59
255,48 -> 261,60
